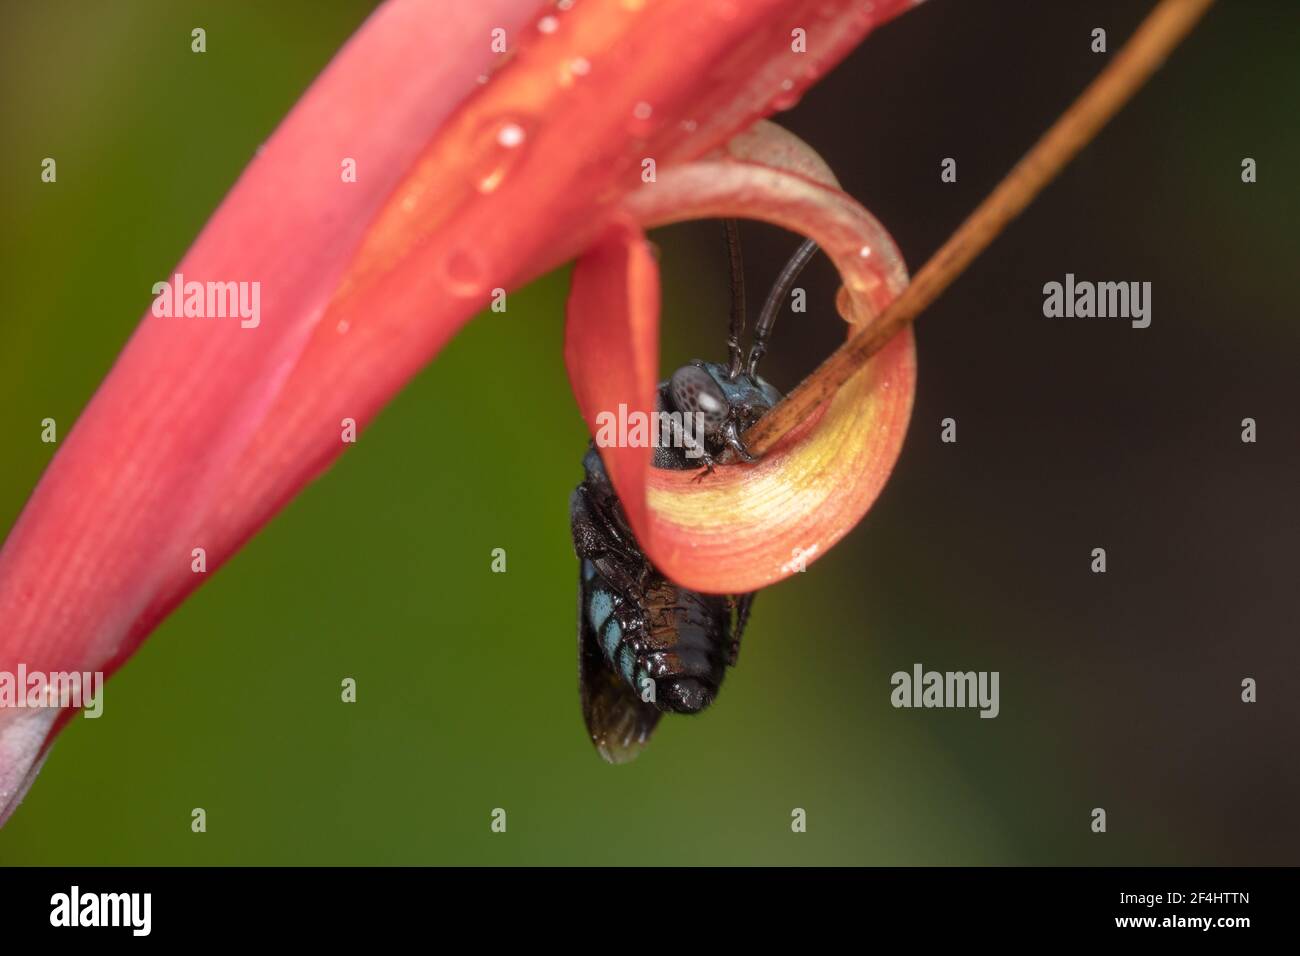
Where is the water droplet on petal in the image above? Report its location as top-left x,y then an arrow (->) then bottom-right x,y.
472,117 -> 533,194
441,247 -> 488,298
848,0 -> 879,29
771,80 -> 801,111
858,245 -> 872,258
558,56 -> 591,87
537,15 -> 558,34
496,123 -> 526,148
628,101 -> 655,137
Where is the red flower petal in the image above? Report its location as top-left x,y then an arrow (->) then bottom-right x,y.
565,218 -> 664,540
0,0 -> 925,820
0,0 -> 549,822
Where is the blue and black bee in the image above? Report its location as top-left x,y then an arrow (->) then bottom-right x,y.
571,221 -> 818,762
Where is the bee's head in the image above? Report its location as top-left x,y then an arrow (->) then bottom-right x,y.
667,361 -> 780,457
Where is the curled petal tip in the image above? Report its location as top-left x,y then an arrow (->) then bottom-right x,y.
566,122 -> 916,593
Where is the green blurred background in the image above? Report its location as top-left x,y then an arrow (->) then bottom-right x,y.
1,1 -> 1296,865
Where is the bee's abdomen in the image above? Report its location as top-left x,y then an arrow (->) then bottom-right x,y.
583,563 -> 653,699
583,568 -> 730,716
639,585 -> 730,715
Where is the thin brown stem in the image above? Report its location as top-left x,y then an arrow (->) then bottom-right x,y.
742,0 -> 1215,456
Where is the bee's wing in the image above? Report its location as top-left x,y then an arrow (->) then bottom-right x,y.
578,572 -> 661,765
728,592 -> 755,666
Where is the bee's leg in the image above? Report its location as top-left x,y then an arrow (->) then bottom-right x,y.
728,593 -> 755,666
721,419 -> 756,462
690,455 -> 718,482
723,218 -> 747,381
746,238 -> 818,379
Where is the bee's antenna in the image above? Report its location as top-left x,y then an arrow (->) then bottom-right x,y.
722,218 -> 746,381
746,238 -> 818,379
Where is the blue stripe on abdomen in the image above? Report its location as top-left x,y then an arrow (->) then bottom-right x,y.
601,618 -> 622,660
587,588 -> 613,632
618,646 -> 636,684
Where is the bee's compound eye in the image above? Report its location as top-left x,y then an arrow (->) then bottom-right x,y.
669,365 -> 729,426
